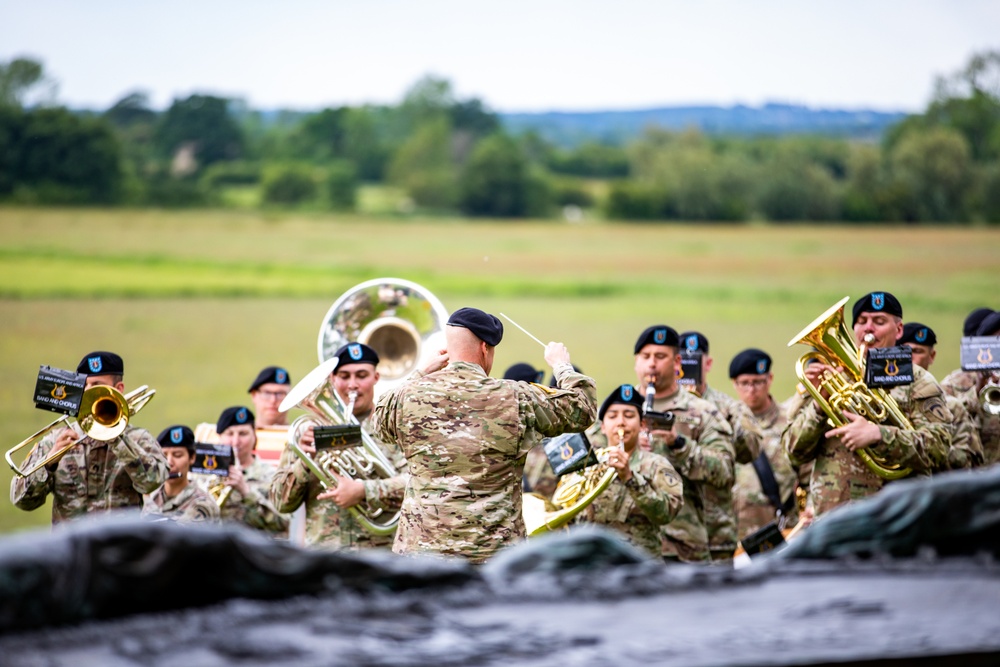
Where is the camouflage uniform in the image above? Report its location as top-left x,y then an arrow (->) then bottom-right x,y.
10,424 -> 168,524
269,414 -> 407,550
734,399 -> 799,540
942,393 -> 983,469
572,447 -> 684,558
215,456 -> 289,536
370,361 -> 597,564
699,385 -> 761,560
144,482 -> 220,523
644,388 -> 734,563
942,369 -> 999,467
523,443 -> 557,498
783,365 -> 953,517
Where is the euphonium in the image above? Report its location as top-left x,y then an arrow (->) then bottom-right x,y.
523,428 -> 622,536
280,358 -> 400,536
6,384 -> 155,478
787,296 -> 913,481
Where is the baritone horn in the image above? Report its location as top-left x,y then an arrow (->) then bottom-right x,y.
787,297 -> 912,481
279,358 -> 400,536
6,384 -> 156,478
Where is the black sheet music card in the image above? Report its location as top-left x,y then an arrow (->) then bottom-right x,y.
33,365 -> 87,415
314,424 -> 362,451
678,351 -> 702,392
192,443 -> 233,477
865,346 -> 914,388
960,336 -> 1000,371
543,432 -> 598,477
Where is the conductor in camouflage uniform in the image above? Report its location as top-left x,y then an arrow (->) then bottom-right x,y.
783,292 -> 953,517
270,343 -> 408,549
678,331 -> 760,562
573,385 -> 684,558
370,307 -> 597,564
143,425 -> 219,523
633,325 -> 735,563
11,351 -> 168,524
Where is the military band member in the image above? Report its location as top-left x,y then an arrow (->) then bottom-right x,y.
143,426 -> 219,523
505,362 -> 558,500
942,313 -> 1000,466
270,343 -> 408,550
783,292 -> 953,517
678,331 -> 760,561
370,307 -> 597,564
728,349 -> 799,539
573,385 -> 684,558
940,308 -> 994,397
633,325 -> 735,563
899,322 -> 982,469
11,351 -> 168,524
248,366 -> 293,428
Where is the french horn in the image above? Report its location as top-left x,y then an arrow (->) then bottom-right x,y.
787,297 -> 913,481
6,384 -> 155,478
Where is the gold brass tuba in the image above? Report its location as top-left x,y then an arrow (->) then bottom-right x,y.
6,384 -> 156,478
279,358 -> 401,536
787,296 -> 913,481
523,429 -> 622,536
317,278 -> 449,398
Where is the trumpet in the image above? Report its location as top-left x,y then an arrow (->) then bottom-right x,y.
981,372 -> 1000,416
6,384 -> 155,478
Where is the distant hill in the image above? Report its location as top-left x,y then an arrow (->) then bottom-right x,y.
499,102 -> 908,146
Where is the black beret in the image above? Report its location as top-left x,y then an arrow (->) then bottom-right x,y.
964,308 -> 994,336
77,351 -> 124,376
504,362 -> 544,383
729,348 -> 772,378
634,325 -> 680,354
157,425 -> 195,452
976,311 -> 1000,337
679,331 -> 710,354
333,343 -> 380,368
447,307 -> 503,346
248,366 -> 291,392
216,406 -> 255,434
900,322 -> 937,347
598,384 -> 645,421
852,291 -> 903,326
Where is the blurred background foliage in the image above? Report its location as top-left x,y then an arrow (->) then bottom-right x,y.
1,51 -> 999,223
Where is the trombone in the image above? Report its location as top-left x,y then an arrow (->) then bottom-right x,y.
5,384 -> 155,478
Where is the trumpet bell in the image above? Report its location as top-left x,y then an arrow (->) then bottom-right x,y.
77,385 -> 130,441
317,278 -> 448,396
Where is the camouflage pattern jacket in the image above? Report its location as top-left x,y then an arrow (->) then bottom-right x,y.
647,388 -> 734,563
783,365 -> 953,517
10,424 -> 168,524
573,448 -> 684,558
942,393 -> 983,469
371,361 -> 597,564
269,414 -> 408,550
215,457 -> 289,536
699,385 -> 761,559
942,369 -> 999,467
734,399 -> 799,540
143,481 -> 220,523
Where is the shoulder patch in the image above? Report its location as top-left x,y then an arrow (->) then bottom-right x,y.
529,382 -> 561,396
923,397 -> 953,424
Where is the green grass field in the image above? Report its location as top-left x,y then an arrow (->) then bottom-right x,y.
1,206 -> 997,533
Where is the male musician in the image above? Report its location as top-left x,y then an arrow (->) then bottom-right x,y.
942,313 -> 1000,466
940,308 -> 994,397
505,362 -> 557,499
633,325 -> 734,563
11,351 -> 168,524
783,292 -> 953,517
143,425 -> 219,523
214,406 -> 289,535
270,343 -> 408,550
248,365 -> 292,427
370,307 -> 597,563
899,322 -> 981,469
678,331 -> 760,561
572,385 -> 684,557
728,349 -> 799,540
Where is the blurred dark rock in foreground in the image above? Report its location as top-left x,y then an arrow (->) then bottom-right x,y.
1,467 -> 999,666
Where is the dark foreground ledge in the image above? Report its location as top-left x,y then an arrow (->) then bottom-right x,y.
1,466 -> 999,666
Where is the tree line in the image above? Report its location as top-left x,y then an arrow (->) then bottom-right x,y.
1,51 -> 998,223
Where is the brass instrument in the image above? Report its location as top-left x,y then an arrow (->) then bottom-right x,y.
980,372 -> 1000,416
787,296 -> 913,481
279,358 -> 400,536
524,429 -> 622,536
317,278 -> 449,398
6,384 -> 155,478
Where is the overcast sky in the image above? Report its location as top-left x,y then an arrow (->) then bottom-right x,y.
2,1 -> 997,113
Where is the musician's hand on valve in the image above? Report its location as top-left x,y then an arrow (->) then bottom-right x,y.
298,425 -> 316,454
826,411 -> 882,451
45,428 -> 78,472
543,342 -> 571,368
224,465 -> 250,496
317,474 -> 365,508
606,447 -> 632,482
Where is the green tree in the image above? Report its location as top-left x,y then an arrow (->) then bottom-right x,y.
459,134 -> 550,217
888,126 -> 972,222
154,95 -> 245,170
387,116 -> 458,209
261,164 -> 317,205
325,161 -> 357,210
0,57 -> 53,108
